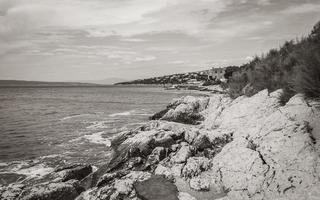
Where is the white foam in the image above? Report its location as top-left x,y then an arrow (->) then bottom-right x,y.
16,164 -> 54,179
0,162 -> 8,167
109,110 -> 151,117
39,154 -> 60,159
82,131 -> 111,147
86,121 -> 110,129
92,166 -> 98,172
3,162 -> 54,180
109,111 -> 132,117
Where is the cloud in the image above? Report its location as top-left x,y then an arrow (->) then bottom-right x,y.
280,3 -> 320,14
134,56 -> 156,62
1,0 -> 320,81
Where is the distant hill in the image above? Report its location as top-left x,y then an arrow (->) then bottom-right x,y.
0,80 -> 103,87
115,70 -> 209,85
115,67 -> 239,85
79,78 -> 128,85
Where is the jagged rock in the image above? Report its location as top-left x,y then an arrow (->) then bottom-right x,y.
147,147 -> 166,165
192,134 -> 212,151
57,164 -> 92,182
204,90 -> 320,200
161,96 -> 210,125
134,175 -> 179,200
154,165 -> 174,180
96,170 -> 129,187
0,184 -> 25,200
178,192 -> 197,200
113,171 -> 151,196
189,177 -> 210,191
75,185 -> 113,200
150,109 -> 169,120
20,180 -> 83,200
171,164 -> 184,177
184,129 -> 199,144
171,144 -> 180,152
182,157 -> 210,178
171,143 -> 193,164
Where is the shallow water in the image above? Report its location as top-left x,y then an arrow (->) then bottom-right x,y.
0,86 -> 202,183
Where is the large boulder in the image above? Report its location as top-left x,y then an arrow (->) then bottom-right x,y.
205,90 -> 320,200
20,180 -> 83,200
56,164 -> 93,182
153,96 -> 210,125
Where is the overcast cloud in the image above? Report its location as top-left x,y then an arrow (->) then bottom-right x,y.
0,0 -> 320,81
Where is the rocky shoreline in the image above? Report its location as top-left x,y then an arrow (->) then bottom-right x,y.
1,90 -> 320,200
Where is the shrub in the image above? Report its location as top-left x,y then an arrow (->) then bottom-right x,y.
227,20 -> 320,102
293,46 -> 320,99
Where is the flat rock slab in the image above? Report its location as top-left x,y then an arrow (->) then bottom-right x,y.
134,175 -> 179,200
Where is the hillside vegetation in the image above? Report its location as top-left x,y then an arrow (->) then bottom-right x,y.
116,71 -> 209,85
228,21 -> 320,103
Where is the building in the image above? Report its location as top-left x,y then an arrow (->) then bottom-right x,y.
207,67 -> 226,80
186,79 -> 202,86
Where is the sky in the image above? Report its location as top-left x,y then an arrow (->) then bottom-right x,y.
0,0 -> 320,82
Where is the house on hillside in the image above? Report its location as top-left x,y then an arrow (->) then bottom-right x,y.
207,67 -> 226,81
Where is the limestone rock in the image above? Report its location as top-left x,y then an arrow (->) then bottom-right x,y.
154,165 -> 174,180
182,157 -> 211,178
20,180 -> 83,200
161,96 -> 210,125
57,164 -> 92,182
189,177 -> 210,191
0,184 -> 25,200
171,144 -> 193,164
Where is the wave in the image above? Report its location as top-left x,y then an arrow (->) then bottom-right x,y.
109,111 -> 132,117
81,131 -> 111,147
60,113 -> 94,121
86,121 -> 113,130
0,161 -> 54,181
109,110 -> 151,117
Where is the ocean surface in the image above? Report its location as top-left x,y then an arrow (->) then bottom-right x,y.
0,86 -> 202,184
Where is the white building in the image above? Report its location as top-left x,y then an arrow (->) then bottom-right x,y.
207,67 -> 226,80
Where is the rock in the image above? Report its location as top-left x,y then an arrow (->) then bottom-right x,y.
178,192 -> 197,200
171,164 -> 185,177
203,90 -> 320,200
134,175 -> 179,200
96,170 -> 128,187
184,130 -> 199,144
20,180 -> 83,200
192,134 -> 212,151
182,157 -> 211,178
171,144 -> 180,152
113,171 -> 151,196
154,165 -> 174,180
75,185 -> 113,200
189,177 -> 210,191
127,157 -> 144,169
150,108 -> 169,120
171,144 -> 193,164
161,96 -> 210,125
0,184 -> 25,200
58,165 -> 92,182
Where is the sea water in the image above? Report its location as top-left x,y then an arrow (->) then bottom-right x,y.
0,86 -> 201,184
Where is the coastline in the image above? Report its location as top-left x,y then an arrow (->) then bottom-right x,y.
1,89 -> 320,200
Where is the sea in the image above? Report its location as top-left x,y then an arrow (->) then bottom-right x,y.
0,86 -> 202,185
